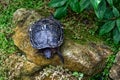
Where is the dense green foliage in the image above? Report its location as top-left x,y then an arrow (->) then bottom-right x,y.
49,0 -> 120,44
0,0 -> 43,54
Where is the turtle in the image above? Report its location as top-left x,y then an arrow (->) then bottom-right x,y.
29,15 -> 64,63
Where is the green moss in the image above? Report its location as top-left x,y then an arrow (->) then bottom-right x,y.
63,18 -> 102,45
0,0 -> 44,54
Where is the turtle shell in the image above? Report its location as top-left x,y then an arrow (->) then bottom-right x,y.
29,17 -> 63,49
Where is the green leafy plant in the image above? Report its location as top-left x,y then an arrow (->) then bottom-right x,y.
72,71 -> 84,80
49,0 -> 81,19
49,0 -> 120,44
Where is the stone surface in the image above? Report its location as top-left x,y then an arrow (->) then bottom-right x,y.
3,53 -> 40,80
3,54 -> 79,80
109,51 -> 120,80
12,8 -> 113,76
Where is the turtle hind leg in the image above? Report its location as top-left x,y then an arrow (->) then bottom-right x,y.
56,48 -> 64,64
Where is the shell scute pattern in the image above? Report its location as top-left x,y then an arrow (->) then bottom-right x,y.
29,17 -> 63,49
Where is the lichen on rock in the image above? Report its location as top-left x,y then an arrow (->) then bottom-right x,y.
2,53 -> 79,80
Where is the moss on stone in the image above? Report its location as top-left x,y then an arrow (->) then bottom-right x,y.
63,18 -> 102,45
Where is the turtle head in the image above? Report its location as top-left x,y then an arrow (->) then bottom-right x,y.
43,48 -> 52,59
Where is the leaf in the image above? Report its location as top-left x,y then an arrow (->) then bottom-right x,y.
106,0 -> 113,6
54,6 -> 67,19
69,0 -> 80,13
112,6 -> 120,17
72,72 -> 79,77
99,21 -> 115,35
116,18 -> 120,32
79,0 -> 90,12
113,27 -> 120,44
90,0 -> 102,10
104,8 -> 114,19
48,0 -> 67,8
95,0 -> 106,19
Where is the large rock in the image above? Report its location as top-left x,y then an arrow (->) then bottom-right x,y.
3,54 -> 39,80
109,51 -> 120,80
4,54 -> 78,80
12,8 -> 112,77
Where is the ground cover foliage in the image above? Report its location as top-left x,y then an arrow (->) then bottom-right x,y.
0,0 -> 120,80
